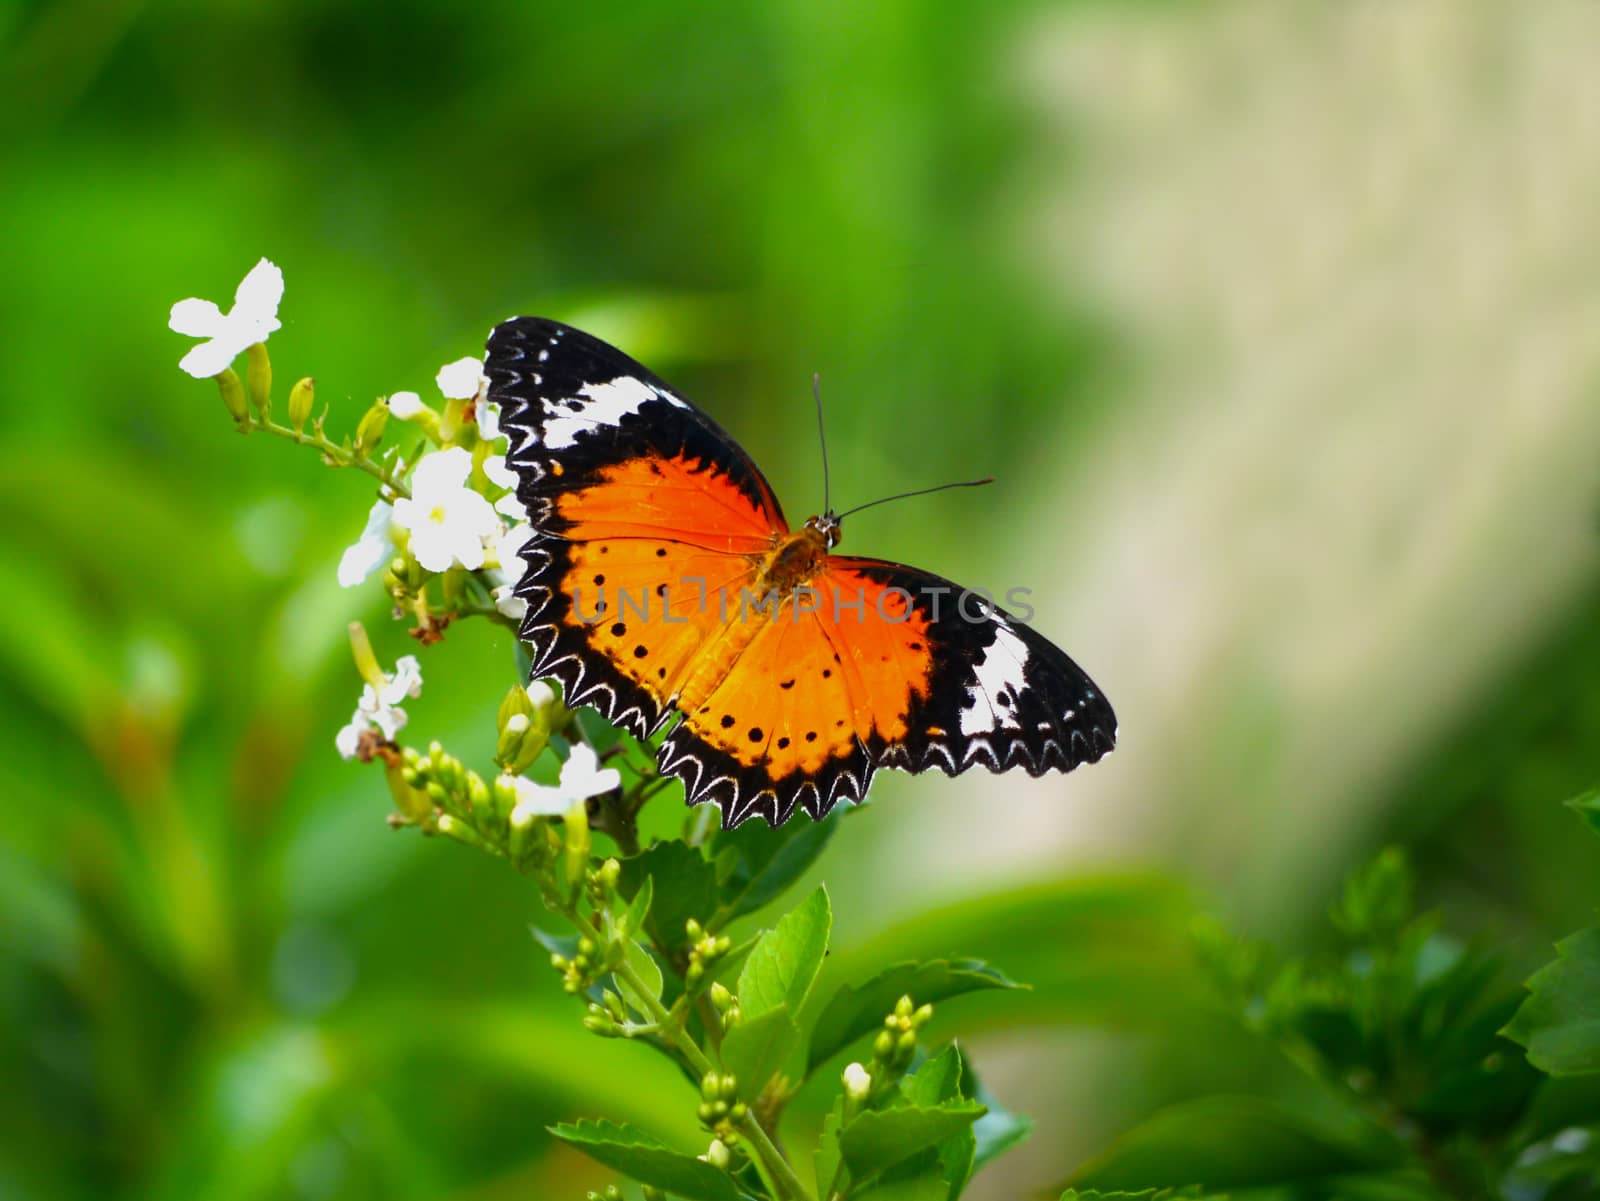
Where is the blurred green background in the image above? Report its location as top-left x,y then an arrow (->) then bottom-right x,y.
3,1 -> 1599,1198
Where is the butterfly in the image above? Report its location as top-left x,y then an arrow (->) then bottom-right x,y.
484,318 -> 1116,828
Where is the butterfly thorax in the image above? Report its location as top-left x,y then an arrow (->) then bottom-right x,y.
754,521 -> 835,594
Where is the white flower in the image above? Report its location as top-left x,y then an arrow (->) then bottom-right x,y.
477,400 -> 503,440
387,391 -> 425,420
335,654 -> 423,759
489,522 -> 534,620
391,448 -> 500,573
169,257 -> 284,378
337,498 -> 395,587
436,356 -> 485,400
508,742 -> 620,819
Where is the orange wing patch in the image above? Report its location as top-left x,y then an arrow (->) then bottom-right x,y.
555,452 -> 776,553
659,568 -> 936,824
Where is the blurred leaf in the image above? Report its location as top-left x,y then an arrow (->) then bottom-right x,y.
548,1119 -> 741,1201
819,874 -> 1200,1038
838,1101 -> 986,1185
1060,1191 -> 1223,1201
1063,1096 -> 1401,1193
720,1004 -> 799,1098
1504,927 -> 1600,1076
807,960 -> 1022,1075
1329,846 -> 1413,943
967,1056 -> 1032,1181
619,840 -> 719,956
712,812 -> 837,923
1566,790 -> 1600,841
738,885 -> 831,1019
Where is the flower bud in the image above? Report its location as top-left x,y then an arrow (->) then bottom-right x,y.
701,1072 -> 721,1102
843,1062 -> 872,1102
564,798 -> 590,886
873,1030 -> 895,1059
287,377 -> 315,432
354,398 -> 390,454
686,918 -> 703,941
245,343 -> 271,421
216,367 -> 249,424
895,994 -> 915,1021
709,982 -> 733,1012
703,1138 -> 730,1170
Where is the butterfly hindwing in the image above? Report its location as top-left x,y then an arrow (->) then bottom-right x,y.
828,559 -> 1117,780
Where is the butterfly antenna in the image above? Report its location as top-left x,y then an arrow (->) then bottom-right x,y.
834,476 -> 996,521
813,371 -> 832,515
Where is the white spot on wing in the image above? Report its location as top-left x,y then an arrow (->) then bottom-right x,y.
541,376 -> 659,449
959,623 -> 1031,735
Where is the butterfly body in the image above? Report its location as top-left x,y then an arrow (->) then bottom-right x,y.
486,317 -> 1116,828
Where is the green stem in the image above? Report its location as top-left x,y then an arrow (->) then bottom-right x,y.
256,415 -> 413,498
581,911 -> 815,1201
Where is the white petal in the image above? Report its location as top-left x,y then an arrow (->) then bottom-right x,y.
477,400 -> 502,440
408,447 -> 473,498
436,356 -> 485,400
407,524 -> 458,573
493,585 -> 528,621
379,655 -> 424,705
496,523 -> 533,570
335,714 -> 366,760
178,338 -> 240,379
233,258 -> 285,323
527,680 -> 556,709
371,703 -> 407,741
483,455 -> 516,491
495,494 -> 527,521
169,297 -> 226,337
561,743 -> 621,798
337,499 -> 394,587
388,391 -> 425,419
454,488 -> 501,538
511,775 -> 575,817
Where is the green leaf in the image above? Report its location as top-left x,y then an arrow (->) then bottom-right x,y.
1567,789 -> 1600,841
549,1119 -> 741,1201
1504,926 -> 1600,1076
815,1095 -> 845,1198
713,814 -> 837,922
615,938 -> 664,1018
738,885 -> 831,1019
807,960 -> 1023,1073
619,840 -> 719,955
720,1005 -> 800,1096
624,874 -> 654,940
898,1046 -> 975,1198
1062,1096 -> 1400,1193
853,1172 -> 954,1201
839,1102 -> 986,1184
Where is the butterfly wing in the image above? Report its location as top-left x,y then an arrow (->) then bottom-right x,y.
485,317 -> 787,738
828,558 -> 1117,779
653,557 -> 1115,827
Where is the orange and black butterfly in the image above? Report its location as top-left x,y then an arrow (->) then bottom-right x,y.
485,318 -> 1116,828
